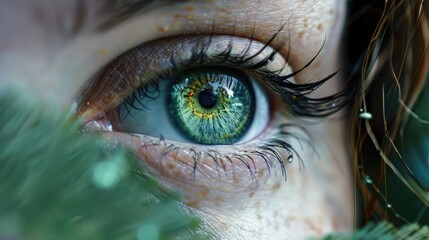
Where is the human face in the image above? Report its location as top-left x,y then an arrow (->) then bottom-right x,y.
0,0 -> 354,239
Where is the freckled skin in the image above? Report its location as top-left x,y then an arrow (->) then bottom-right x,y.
0,0 -> 353,239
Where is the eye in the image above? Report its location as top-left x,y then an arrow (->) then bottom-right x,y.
77,33 -> 340,195
111,66 -> 268,145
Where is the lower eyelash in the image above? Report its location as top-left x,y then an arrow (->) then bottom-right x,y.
131,123 -> 312,184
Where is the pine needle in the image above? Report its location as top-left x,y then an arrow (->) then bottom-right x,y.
0,92 -> 210,240
317,221 -> 429,240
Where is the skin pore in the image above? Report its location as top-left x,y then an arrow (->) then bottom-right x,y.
0,0 -> 354,239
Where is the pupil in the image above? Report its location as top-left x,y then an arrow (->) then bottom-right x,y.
198,89 -> 217,109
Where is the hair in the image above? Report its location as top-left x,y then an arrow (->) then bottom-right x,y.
348,0 -> 429,225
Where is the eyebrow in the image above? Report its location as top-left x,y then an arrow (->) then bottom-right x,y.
95,0 -> 187,31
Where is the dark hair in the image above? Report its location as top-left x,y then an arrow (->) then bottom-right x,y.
348,0 -> 429,225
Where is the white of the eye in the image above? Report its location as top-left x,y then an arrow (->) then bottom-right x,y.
116,73 -> 269,145
235,77 -> 269,144
115,80 -> 183,141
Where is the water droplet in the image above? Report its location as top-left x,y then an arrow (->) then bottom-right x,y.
359,112 -> 373,120
364,176 -> 373,184
387,203 -> 392,208
287,156 -> 293,163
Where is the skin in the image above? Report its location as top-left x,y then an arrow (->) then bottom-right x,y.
0,0 -> 354,239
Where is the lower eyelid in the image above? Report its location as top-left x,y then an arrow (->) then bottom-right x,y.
96,113 -> 310,193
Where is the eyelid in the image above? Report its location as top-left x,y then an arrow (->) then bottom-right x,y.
95,114 -> 307,192
76,33 -> 317,195
76,35 -> 293,122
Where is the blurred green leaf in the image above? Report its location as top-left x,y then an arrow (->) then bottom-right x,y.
0,92 -> 210,240
317,221 -> 429,240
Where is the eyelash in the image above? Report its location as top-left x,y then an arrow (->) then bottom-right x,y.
131,123 -> 311,182
118,34 -> 346,120
82,28 -> 346,182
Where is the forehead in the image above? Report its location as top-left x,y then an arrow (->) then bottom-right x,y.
0,0 -> 344,102
1,0 -> 340,39
89,0 -> 343,70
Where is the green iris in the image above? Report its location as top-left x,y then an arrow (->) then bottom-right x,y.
168,67 -> 255,145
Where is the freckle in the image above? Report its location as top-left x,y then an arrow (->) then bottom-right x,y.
298,31 -> 305,38
219,7 -> 230,14
174,13 -> 181,18
233,175 -> 241,184
186,15 -> 193,20
215,196 -> 224,207
256,213 -> 262,220
173,169 -> 182,176
257,169 -> 265,178
187,201 -> 200,208
186,5 -> 196,12
158,25 -> 170,32
196,189 -> 209,198
218,15 -> 234,24
304,219 -> 323,235
317,23 -> 323,31
303,19 -> 309,28
167,162 -> 174,169
171,21 -> 180,29
99,49 -> 108,56
271,182 -> 281,191
313,61 -> 321,67
219,221 -> 230,231
248,192 -> 255,198
252,201 -> 260,208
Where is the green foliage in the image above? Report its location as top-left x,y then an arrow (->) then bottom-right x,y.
384,77 -> 429,224
317,222 -> 429,240
0,93 -> 209,240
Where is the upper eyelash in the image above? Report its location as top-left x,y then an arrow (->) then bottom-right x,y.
118,27 -> 352,119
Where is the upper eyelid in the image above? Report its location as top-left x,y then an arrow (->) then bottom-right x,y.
75,34 -> 294,121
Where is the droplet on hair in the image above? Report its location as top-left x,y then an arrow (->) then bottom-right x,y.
364,175 -> 373,184
287,155 -> 293,163
359,112 -> 373,119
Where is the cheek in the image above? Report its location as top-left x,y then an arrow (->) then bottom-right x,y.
176,119 -> 353,239
194,159 -> 352,239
